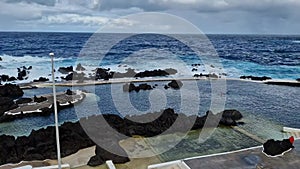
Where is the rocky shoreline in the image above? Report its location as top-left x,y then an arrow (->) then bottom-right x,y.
2,62 -> 299,89
123,80 -> 183,92
0,83 -> 85,123
0,84 -> 24,117
264,81 -> 300,87
0,108 -> 244,167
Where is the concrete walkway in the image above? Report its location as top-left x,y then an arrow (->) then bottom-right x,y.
184,140 -> 300,169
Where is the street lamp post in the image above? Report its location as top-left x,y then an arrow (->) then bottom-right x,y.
50,52 -> 62,169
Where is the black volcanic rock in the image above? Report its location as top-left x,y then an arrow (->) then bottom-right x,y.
62,72 -> 86,81
222,109 -> 243,121
240,75 -> 272,81
263,137 -> 294,156
22,66 -> 32,70
58,66 -> 73,74
112,68 -> 136,78
123,83 -> 153,92
0,121 -> 94,166
0,75 -> 16,82
0,97 -> 18,116
0,57 -> 2,61
8,76 -> 17,81
219,109 -> 243,126
123,83 -> 135,92
16,98 -> 33,105
91,68 -> 177,80
88,146 -> 130,166
0,135 -> 16,164
23,154 -> 45,161
296,78 -> 300,82
134,68 -> 177,78
66,89 -> 76,95
33,95 -> 47,103
265,81 -> 300,87
94,68 -> 112,80
0,108 -> 244,166
139,83 -> 153,90
0,84 -> 24,98
76,63 -> 86,71
164,68 -> 178,75
0,75 -> 9,82
17,68 -> 28,81
87,154 -> 105,167
209,73 -> 219,78
33,77 -> 49,82
167,80 -> 183,89
193,73 -> 219,78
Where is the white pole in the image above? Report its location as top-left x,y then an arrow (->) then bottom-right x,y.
50,52 -> 62,169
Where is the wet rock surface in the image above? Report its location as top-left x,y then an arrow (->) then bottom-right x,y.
240,76 -> 272,81
76,63 -> 86,71
167,80 -> 183,89
59,66 -> 178,82
58,66 -> 73,74
194,73 -> 219,78
0,84 -> 24,98
33,77 -> 49,82
263,137 -> 294,156
264,81 -> 300,87
123,83 -> 153,92
33,95 -> 47,103
0,75 -> 17,82
0,97 -> 18,116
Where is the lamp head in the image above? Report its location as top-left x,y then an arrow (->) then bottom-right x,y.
49,52 -> 55,57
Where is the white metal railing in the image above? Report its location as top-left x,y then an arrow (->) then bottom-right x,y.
106,160 -> 117,169
148,160 -> 191,169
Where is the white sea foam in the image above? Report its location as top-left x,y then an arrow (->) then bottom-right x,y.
0,52 -> 298,84
0,54 -> 73,84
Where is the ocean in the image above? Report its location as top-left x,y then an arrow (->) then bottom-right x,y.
0,32 -> 299,155
0,32 -> 300,82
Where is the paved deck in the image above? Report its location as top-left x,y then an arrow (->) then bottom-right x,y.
184,140 -> 300,169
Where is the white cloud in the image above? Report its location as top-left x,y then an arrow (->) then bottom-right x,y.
39,13 -> 138,30
100,12 -> 202,34
40,14 -> 109,25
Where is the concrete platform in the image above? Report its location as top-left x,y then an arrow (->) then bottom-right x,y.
184,140 -> 300,169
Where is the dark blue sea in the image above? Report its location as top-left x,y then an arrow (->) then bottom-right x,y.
0,32 -> 299,81
0,32 -> 299,151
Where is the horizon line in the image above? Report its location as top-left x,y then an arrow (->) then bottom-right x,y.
0,30 -> 300,36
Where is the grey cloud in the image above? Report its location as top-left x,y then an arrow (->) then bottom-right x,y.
98,0 -> 300,16
5,0 -> 56,6
98,0 -> 167,11
0,1 -> 43,20
1,0 -> 300,34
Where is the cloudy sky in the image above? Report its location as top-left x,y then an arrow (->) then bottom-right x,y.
1,0 -> 300,34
